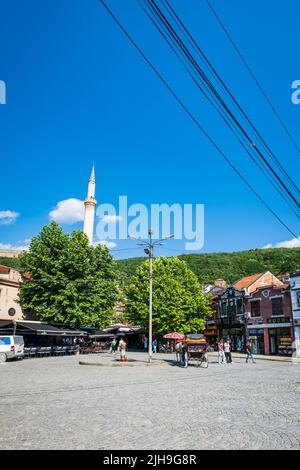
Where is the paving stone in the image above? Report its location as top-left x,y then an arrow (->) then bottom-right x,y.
0,352 -> 299,449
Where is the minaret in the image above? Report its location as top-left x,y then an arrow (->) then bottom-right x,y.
83,164 -> 96,244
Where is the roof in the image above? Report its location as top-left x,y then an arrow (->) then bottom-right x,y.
0,321 -> 87,336
233,273 -> 264,290
0,265 -> 11,274
208,287 -> 227,299
0,320 -> 14,329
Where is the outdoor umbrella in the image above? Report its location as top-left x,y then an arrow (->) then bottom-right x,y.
163,332 -> 185,340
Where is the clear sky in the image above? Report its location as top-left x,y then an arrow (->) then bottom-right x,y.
0,0 -> 299,259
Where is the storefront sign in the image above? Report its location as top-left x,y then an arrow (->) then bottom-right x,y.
204,327 -> 218,336
267,317 -> 291,324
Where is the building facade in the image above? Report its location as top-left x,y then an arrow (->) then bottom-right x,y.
290,271 -> 300,358
0,265 -> 24,320
216,286 -> 246,352
211,271 -> 294,355
245,284 -> 293,356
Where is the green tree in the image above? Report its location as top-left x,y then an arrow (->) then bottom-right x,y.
18,222 -> 118,328
125,257 -> 213,334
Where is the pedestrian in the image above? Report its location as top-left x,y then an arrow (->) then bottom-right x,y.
181,342 -> 187,367
152,338 -> 157,353
119,338 -> 127,362
217,339 -> 226,365
143,336 -> 148,352
224,339 -> 232,363
245,340 -> 256,364
110,337 -> 117,354
175,341 -> 181,363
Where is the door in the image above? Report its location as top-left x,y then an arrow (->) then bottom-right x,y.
270,335 -> 277,355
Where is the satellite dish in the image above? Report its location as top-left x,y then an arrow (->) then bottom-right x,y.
8,308 -> 16,317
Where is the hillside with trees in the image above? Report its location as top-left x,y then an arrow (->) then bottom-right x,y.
2,247 -> 300,286
116,248 -> 300,284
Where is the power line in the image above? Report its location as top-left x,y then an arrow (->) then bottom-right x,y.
145,0 -> 299,210
206,0 -> 300,158
161,0 -> 300,197
111,247 -> 143,252
139,0 -> 300,219
98,0 -> 299,241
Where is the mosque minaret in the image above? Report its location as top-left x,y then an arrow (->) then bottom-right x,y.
83,164 -> 96,244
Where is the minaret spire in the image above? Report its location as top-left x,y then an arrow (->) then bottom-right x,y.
83,164 -> 96,244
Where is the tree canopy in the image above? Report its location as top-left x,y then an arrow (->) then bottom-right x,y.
18,222 -> 118,328
125,256 -> 213,334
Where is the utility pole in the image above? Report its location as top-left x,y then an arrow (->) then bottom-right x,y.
129,229 -> 174,364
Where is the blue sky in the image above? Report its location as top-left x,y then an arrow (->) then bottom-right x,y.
0,0 -> 299,259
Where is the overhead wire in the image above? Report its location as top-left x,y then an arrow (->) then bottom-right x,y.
98,0 -> 300,241
205,0 -> 300,158
160,0 -> 300,196
138,0 -> 300,219
147,0 -> 300,209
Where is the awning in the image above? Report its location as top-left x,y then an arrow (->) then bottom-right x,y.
0,320 -> 14,333
89,333 -> 115,339
247,323 -> 292,329
15,321 -> 87,337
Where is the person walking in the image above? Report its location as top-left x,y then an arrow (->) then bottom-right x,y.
110,338 -> 117,354
245,340 -> 256,364
143,336 -> 148,352
224,339 -> 232,363
152,338 -> 157,354
217,339 -> 226,365
119,338 -> 127,362
181,342 -> 187,367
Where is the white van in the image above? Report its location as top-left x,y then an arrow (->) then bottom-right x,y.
0,336 -> 24,362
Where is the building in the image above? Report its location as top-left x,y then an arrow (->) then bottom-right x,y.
0,265 -> 24,320
233,271 -> 284,294
215,286 -> 246,351
83,164 -> 96,244
245,284 -> 293,356
0,249 -> 23,258
213,271 -> 292,355
290,271 -> 300,358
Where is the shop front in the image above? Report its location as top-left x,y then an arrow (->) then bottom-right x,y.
247,319 -> 293,356
248,328 -> 265,355
203,325 -> 218,349
268,327 -> 293,356
220,326 -> 245,352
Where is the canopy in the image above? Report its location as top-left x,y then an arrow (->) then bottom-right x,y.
186,333 -> 206,340
163,332 -> 185,340
12,321 -> 87,337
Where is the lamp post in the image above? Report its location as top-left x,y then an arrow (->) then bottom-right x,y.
129,229 -> 174,364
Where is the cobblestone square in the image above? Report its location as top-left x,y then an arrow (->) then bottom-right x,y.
0,353 -> 299,450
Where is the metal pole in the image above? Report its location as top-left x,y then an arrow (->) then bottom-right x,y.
128,230 -> 174,365
148,230 -> 153,364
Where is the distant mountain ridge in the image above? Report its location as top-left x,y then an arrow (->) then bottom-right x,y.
116,248 -> 300,284
1,247 -> 300,285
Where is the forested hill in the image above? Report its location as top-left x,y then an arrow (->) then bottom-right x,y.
116,248 -> 300,284
1,247 -> 300,285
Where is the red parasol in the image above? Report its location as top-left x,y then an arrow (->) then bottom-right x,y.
163,332 -> 185,340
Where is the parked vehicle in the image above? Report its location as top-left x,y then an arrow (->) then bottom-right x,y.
0,336 -> 25,363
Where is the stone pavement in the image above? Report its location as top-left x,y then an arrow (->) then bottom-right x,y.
0,352 -> 299,450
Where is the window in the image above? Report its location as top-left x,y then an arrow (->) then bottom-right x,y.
272,297 -> 283,316
0,337 -> 11,345
13,336 -> 24,345
297,291 -> 300,307
220,302 -> 227,317
250,300 -> 261,317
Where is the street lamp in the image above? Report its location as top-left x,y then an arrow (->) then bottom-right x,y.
129,230 -> 174,364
